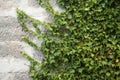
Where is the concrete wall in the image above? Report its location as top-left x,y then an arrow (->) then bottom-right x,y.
0,0 -> 63,80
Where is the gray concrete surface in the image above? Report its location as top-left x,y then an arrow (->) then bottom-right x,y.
0,0 -> 63,80
0,16 -> 23,41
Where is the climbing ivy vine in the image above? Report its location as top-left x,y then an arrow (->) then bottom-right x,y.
17,0 -> 120,80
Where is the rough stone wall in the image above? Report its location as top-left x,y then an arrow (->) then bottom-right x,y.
0,0 -> 63,80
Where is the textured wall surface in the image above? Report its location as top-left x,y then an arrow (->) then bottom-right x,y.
0,0 -> 64,80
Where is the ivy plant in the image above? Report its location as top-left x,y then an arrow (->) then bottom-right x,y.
17,0 -> 120,80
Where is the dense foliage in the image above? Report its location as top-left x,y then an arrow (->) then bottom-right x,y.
17,0 -> 120,80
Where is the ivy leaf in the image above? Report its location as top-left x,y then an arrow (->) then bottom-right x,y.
106,72 -> 110,77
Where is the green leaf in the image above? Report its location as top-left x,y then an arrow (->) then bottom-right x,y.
106,72 -> 110,77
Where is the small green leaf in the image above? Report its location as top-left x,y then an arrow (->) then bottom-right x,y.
106,72 -> 110,77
